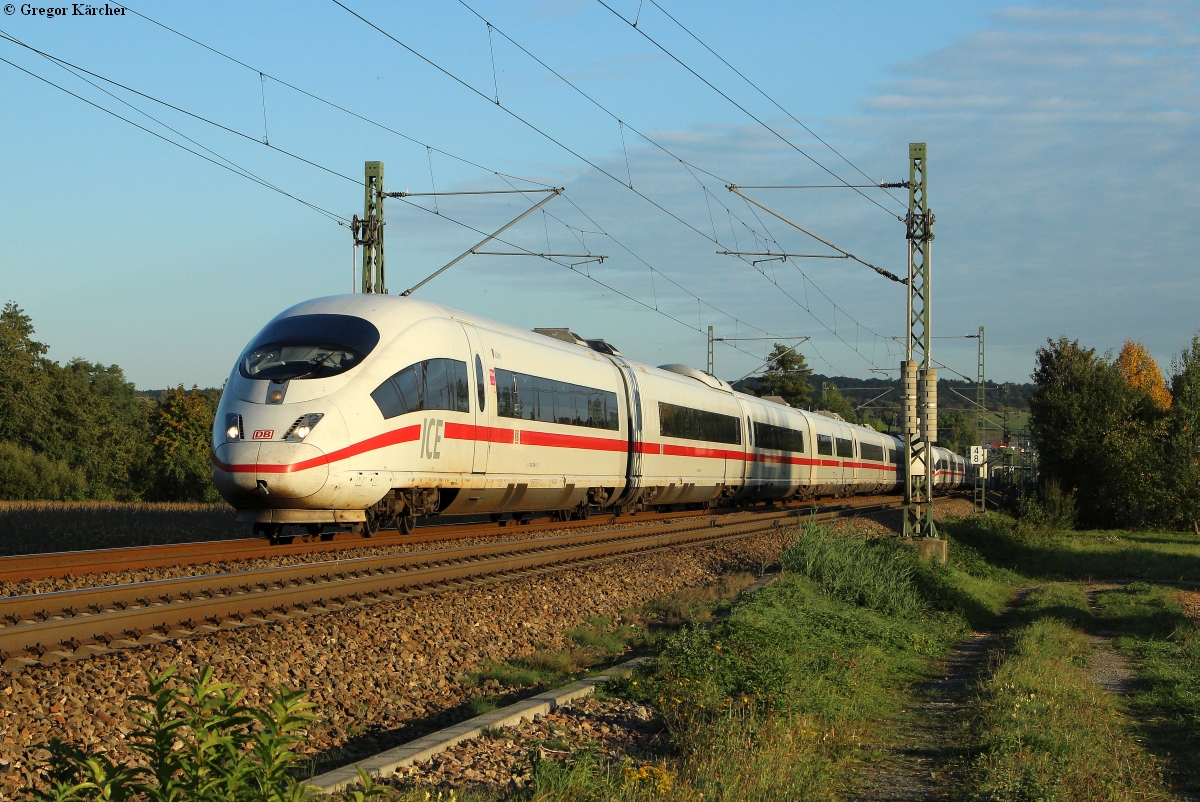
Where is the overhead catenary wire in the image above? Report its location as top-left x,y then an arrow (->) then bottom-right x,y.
639,0 -> 907,210
0,31 -> 363,188
334,0 -> 888,372
595,0 -> 904,219
390,194 -> 791,366
32,2 -> 864,376
0,28 -> 342,225
121,3 -> 555,190
0,52 -> 349,225
8,13 -> 832,377
120,0 -> 885,376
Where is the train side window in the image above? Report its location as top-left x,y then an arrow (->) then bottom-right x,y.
835,437 -> 854,458
752,421 -> 804,453
493,367 -> 619,430
860,442 -> 885,462
371,358 -> 470,420
658,402 -> 741,444
816,434 -> 833,456
747,417 -> 752,446
888,448 -> 900,464
475,355 -> 486,412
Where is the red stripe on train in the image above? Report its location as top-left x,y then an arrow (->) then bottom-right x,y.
214,421 -> 900,475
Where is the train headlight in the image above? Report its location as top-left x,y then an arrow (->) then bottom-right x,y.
284,412 -> 324,441
225,413 -> 243,441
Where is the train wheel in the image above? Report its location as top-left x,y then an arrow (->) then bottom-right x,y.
361,516 -> 379,538
266,524 -> 292,546
305,524 -> 322,540
398,514 -> 416,535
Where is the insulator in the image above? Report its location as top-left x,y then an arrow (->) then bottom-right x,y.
901,360 -> 918,435
920,368 -> 938,441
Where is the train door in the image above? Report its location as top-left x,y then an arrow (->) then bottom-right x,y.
733,398 -> 753,493
458,322 -> 490,474
606,356 -> 643,508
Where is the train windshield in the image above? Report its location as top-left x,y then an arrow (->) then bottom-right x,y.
239,314 -> 381,381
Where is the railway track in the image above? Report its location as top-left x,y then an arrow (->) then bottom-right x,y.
0,495 -> 906,583
0,498 -> 902,671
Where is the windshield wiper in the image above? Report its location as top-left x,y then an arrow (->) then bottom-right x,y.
288,352 -> 336,381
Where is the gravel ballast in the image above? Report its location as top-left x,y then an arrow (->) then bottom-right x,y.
0,529 -> 783,797
0,515 -> 717,598
387,696 -> 663,794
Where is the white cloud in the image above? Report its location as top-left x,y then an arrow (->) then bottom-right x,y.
541,0 -> 1200,382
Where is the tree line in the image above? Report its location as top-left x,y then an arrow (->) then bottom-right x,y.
1030,337 -> 1200,529
0,303 -> 221,501
738,343 -> 1026,455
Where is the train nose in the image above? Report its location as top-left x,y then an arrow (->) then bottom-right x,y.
213,441 -> 329,500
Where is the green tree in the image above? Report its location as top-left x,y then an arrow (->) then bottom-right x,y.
148,385 -> 221,502
45,360 -> 153,500
0,302 -> 54,453
1164,335 -> 1200,528
939,411 -> 976,455
859,413 -> 888,433
751,344 -> 813,408
0,441 -> 87,500
1029,337 -> 1162,527
814,384 -> 856,421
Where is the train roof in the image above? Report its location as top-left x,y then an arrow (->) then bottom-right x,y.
270,295 -> 901,443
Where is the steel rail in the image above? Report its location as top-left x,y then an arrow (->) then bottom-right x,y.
0,496 -> 895,583
0,500 -> 901,668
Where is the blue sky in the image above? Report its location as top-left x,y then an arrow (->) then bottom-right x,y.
1,0 -> 1197,389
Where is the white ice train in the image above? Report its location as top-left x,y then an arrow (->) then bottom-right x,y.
211,295 -> 967,539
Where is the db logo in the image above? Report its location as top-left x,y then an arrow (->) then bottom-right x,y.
252,429 -> 274,440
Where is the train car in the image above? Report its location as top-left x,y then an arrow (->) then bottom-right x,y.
211,296 -> 936,539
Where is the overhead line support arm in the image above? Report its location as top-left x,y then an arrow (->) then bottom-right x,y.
725,185 -> 907,284
399,188 -> 563,297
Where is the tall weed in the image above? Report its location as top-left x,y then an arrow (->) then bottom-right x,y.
780,518 -> 933,616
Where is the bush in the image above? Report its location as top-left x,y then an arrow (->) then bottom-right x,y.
26,666 -> 387,802
1014,479 -> 1077,534
0,441 -> 87,501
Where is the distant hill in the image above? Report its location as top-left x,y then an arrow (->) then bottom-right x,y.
732,374 -> 1034,414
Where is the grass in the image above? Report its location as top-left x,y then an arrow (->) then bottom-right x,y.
0,500 -> 242,556
493,520 -> 1017,801
964,584 -> 1173,801
1093,583 -> 1200,792
461,617 -> 644,697
948,512 -> 1200,582
460,582 -> 758,696
480,515 -> 1200,801
636,572 -> 757,629
21,509 -> 1200,800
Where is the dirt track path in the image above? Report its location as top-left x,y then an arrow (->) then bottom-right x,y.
856,631 -> 995,800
